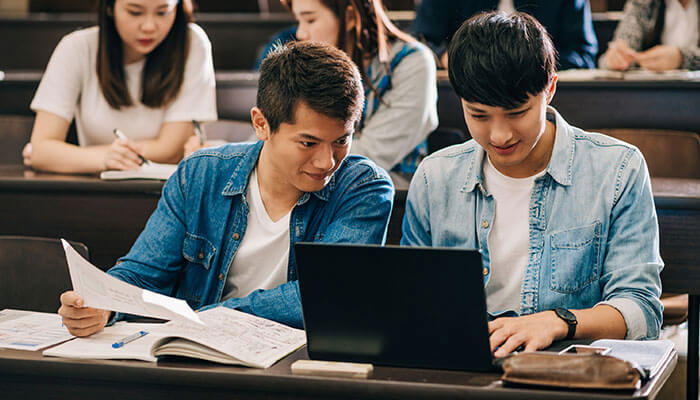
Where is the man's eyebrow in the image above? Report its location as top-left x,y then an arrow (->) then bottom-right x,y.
465,105 -> 487,113
508,106 -> 531,113
296,133 -> 322,141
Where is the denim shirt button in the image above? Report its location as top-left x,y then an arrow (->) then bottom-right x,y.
197,252 -> 204,260
482,267 -> 489,276
481,220 -> 489,229
218,273 -> 225,281
232,233 -> 240,240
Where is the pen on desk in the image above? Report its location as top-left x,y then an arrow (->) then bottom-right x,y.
192,120 -> 206,145
112,330 -> 149,349
112,129 -> 150,165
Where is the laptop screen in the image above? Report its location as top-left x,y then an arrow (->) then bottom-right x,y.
295,243 -> 494,371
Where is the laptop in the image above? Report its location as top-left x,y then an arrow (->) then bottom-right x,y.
294,243 -> 494,372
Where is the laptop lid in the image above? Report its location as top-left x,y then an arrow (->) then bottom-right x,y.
295,243 -> 494,371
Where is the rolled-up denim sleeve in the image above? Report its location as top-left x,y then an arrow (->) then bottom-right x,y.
597,149 -> 663,340
204,164 -> 395,328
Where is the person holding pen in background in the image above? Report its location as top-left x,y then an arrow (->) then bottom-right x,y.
58,41 -> 394,336
23,0 -> 216,173
186,0 -> 438,174
599,0 -> 699,71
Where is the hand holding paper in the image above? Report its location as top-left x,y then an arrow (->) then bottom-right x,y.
60,239 -> 203,330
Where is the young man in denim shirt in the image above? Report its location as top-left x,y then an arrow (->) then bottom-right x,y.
59,42 -> 394,336
402,12 -> 663,357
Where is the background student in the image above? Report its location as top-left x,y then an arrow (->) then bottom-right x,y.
599,0 -> 700,71
58,41 -> 394,336
402,12 -> 663,357
188,0 -> 438,174
411,0 -> 598,70
25,0 -> 216,174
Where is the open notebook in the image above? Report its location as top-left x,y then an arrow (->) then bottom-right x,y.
100,162 -> 177,181
44,307 -> 306,368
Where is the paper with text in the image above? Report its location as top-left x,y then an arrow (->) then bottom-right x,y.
156,307 -> 307,368
0,309 -> 73,351
61,239 -> 203,325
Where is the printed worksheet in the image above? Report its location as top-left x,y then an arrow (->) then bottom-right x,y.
163,307 -> 306,368
62,239 -> 203,325
0,309 -> 73,351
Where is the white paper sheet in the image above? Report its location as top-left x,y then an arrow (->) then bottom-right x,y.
61,239 -> 203,325
0,309 -> 73,351
160,307 -> 307,368
99,162 -> 177,181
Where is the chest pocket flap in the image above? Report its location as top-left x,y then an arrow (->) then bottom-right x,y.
182,233 -> 216,270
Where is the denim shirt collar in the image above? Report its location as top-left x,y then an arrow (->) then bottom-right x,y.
462,106 -> 575,193
220,140 -> 335,203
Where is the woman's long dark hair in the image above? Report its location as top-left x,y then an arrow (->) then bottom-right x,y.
97,0 -> 194,109
282,0 -> 415,87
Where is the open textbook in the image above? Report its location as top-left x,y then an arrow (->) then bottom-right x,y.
100,162 -> 177,181
558,68 -> 700,82
44,307 -> 306,368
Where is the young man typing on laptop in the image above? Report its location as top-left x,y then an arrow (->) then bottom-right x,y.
401,12 -> 663,357
58,42 -> 394,336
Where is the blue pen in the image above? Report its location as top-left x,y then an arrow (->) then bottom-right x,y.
112,330 -> 149,349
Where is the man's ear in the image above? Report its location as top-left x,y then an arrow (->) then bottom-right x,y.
251,107 -> 271,141
545,75 -> 558,104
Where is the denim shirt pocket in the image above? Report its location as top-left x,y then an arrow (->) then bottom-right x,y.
182,232 -> 216,270
549,222 -> 602,294
179,233 -> 217,305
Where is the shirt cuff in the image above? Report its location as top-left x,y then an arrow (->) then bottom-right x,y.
597,297 -> 648,340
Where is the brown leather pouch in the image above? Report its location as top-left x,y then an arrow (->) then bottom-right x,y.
501,353 -> 642,390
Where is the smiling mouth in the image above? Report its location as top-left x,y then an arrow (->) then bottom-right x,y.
305,172 -> 331,181
492,142 -> 519,155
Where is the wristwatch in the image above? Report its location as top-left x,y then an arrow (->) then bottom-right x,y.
553,308 -> 578,340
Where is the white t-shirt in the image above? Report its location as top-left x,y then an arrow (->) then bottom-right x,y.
482,156 -> 546,315
661,0 -> 699,50
222,169 -> 291,301
31,24 -> 217,146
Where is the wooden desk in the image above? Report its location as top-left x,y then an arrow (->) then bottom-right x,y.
436,77 -> 700,135
651,178 -> 700,400
4,71 -> 699,165
0,12 -> 411,71
0,165 -> 161,269
0,345 -> 677,400
0,11 -> 619,71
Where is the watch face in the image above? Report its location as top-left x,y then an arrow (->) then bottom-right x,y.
555,307 -> 577,324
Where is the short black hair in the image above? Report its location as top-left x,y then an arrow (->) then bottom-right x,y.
447,12 -> 557,109
257,41 -> 364,133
